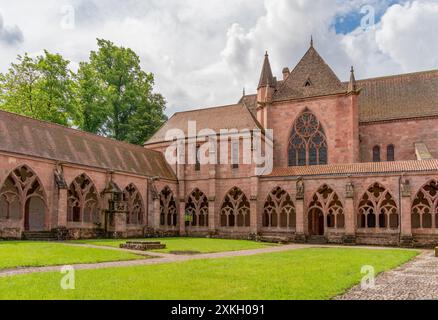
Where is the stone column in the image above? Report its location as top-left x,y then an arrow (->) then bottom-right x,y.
179,199 -> 186,235
295,199 -> 305,243
400,178 -> 413,247
152,197 -> 161,230
344,182 -> 356,244
208,198 -> 216,233
250,176 -> 259,235
57,188 -> 68,228
114,211 -> 127,238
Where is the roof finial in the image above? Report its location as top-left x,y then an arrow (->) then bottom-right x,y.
242,87 -> 246,97
348,65 -> 357,93
310,35 -> 314,48
265,50 -> 268,57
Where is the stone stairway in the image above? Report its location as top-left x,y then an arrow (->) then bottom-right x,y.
22,231 -> 58,241
307,235 -> 328,244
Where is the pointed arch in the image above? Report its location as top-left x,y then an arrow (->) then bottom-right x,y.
358,183 -> 398,229
67,173 -> 100,223
160,186 -> 178,227
308,185 -> 344,229
186,189 -> 209,227
0,165 -> 47,230
412,180 -> 438,229
263,187 -> 295,229
220,187 -> 250,228
123,183 -> 145,225
288,109 -> 328,167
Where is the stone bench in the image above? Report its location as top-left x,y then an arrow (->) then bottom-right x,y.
120,241 -> 166,251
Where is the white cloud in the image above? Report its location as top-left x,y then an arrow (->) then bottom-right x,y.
0,0 -> 437,115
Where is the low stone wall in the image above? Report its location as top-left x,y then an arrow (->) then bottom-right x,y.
413,234 -> 438,248
355,232 -> 400,247
0,227 -> 21,240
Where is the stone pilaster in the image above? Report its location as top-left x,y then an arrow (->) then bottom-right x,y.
344,182 -> 356,244
295,199 -> 306,243
400,178 -> 413,247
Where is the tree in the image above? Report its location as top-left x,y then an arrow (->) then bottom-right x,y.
76,39 -> 167,144
0,51 -> 78,126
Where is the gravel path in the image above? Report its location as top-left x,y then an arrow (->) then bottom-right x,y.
335,251 -> 437,300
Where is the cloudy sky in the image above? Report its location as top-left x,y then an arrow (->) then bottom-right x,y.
0,0 -> 437,115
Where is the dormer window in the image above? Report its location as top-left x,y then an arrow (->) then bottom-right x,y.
304,79 -> 312,87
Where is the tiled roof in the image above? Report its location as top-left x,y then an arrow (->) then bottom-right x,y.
0,110 -> 176,180
355,70 -> 438,123
274,46 -> 346,101
268,160 -> 438,178
239,94 -> 257,118
258,53 -> 276,89
146,103 -> 263,144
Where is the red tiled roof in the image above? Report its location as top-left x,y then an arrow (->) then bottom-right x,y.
268,160 -> 438,177
146,103 -> 263,144
274,46 -> 346,101
0,110 -> 176,180
355,70 -> 438,123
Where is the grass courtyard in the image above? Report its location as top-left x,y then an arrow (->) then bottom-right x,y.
0,242 -> 143,270
71,237 -> 276,253
0,246 -> 418,300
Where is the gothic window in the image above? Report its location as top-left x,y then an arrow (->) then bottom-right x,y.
221,187 -> 250,228
0,166 -> 46,222
373,146 -> 381,163
308,185 -> 344,229
67,174 -> 100,223
263,187 -> 295,229
186,189 -> 209,227
288,109 -> 328,167
358,183 -> 398,229
387,145 -> 395,162
160,186 -> 178,227
412,180 -> 438,229
123,184 -> 144,225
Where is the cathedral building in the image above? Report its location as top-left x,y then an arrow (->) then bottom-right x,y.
1,39 -> 438,247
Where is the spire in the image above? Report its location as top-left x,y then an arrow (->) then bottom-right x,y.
310,35 -> 314,48
257,51 -> 275,89
348,66 -> 357,93
242,87 -> 246,97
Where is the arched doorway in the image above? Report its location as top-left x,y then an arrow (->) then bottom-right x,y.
25,197 -> 46,231
308,208 -> 324,236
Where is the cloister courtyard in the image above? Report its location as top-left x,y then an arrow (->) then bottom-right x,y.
0,238 -> 429,300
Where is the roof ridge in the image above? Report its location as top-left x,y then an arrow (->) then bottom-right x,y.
0,109 -> 163,155
356,69 -> 438,83
172,103 -> 243,115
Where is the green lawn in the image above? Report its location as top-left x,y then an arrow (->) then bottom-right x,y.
0,242 -> 144,270
0,248 -> 418,300
71,237 -> 275,253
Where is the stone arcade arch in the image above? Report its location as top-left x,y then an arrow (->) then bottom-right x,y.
185,189 -> 209,228
67,174 -> 100,224
0,165 -> 48,231
123,183 -> 145,225
307,185 -> 344,236
220,187 -> 250,228
263,187 -> 296,229
159,186 -> 178,227
412,180 -> 438,229
358,183 -> 399,230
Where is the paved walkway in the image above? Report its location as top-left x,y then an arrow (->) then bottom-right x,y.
335,251 -> 438,300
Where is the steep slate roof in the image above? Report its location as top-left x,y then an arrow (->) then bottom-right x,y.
268,160 -> 438,178
0,110 -> 176,180
354,70 -> 438,123
274,46 -> 346,101
258,52 -> 276,89
146,103 -> 263,144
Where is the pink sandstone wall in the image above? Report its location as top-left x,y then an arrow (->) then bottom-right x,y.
359,117 -> 438,162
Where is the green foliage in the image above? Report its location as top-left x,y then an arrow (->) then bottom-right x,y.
75,39 -> 167,144
0,39 -> 167,145
0,248 -> 418,300
0,52 -> 77,126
